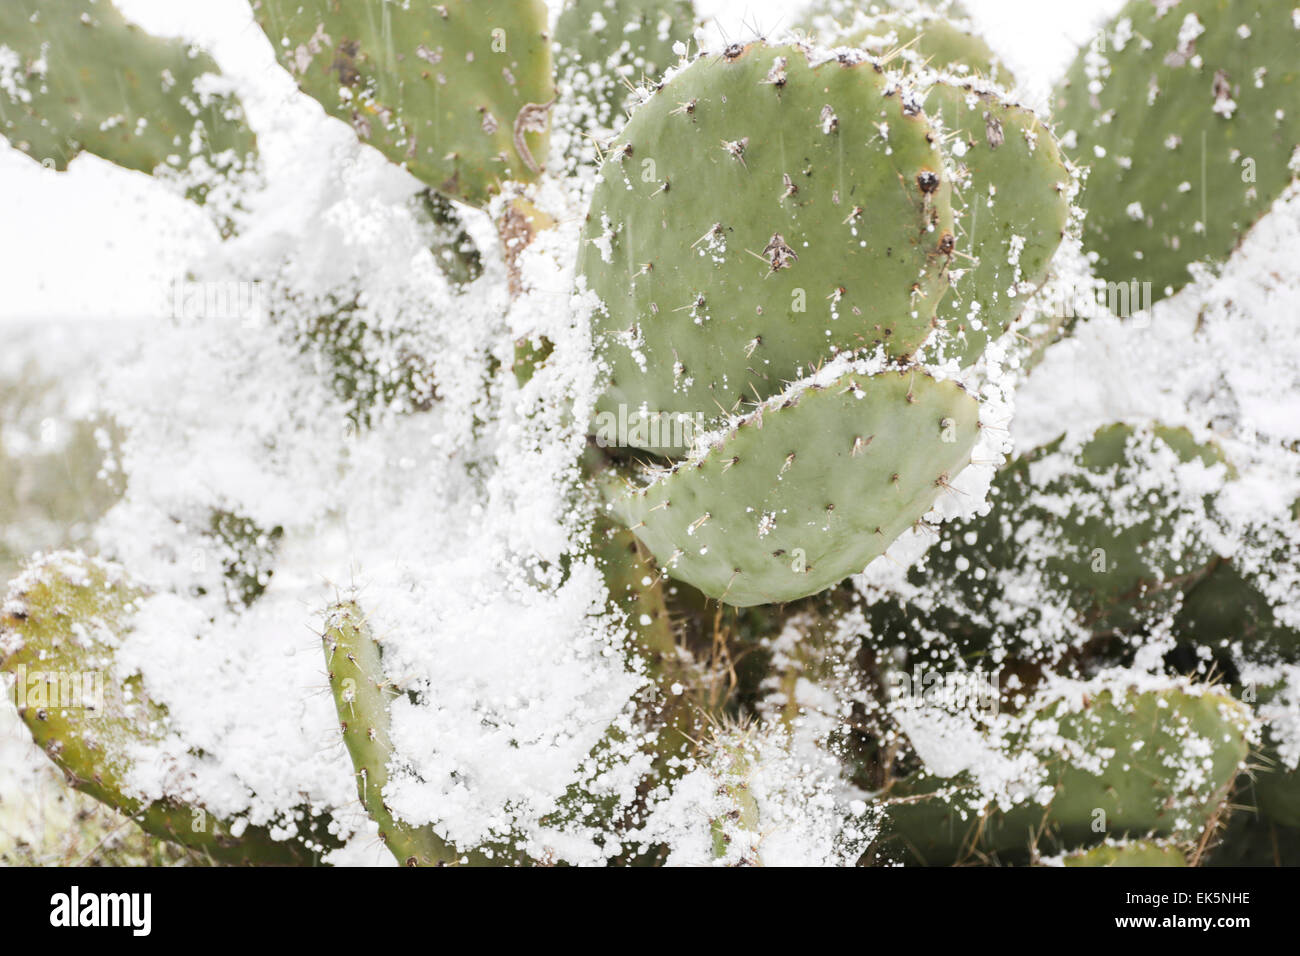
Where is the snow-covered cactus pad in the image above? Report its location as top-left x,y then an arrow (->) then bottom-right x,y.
1,554 -> 335,864
1054,0 -> 1300,301
554,0 -> 695,162
922,79 -> 1071,364
882,682 -> 1253,864
869,422 -> 1237,666
323,601 -> 461,866
605,364 -> 980,605
1055,839 -> 1187,867
803,0 -> 1009,83
254,0 -> 554,206
0,0 -> 258,216
589,520 -> 701,770
581,42 -> 956,455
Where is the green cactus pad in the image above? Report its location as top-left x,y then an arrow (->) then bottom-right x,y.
607,366 -> 979,606
594,521 -> 686,708
1060,840 -> 1187,867
885,685 -> 1252,864
1019,424 -> 1230,629
254,0 -> 553,207
896,423 -> 1234,659
924,81 -> 1071,364
808,5 -> 1008,83
1054,0 -> 1300,301
322,601 -> 461,866
0,0 -> 257,205
1175,560 -> 1300,664
581,42 -> 955,456
706,731 -> 763,865
0,553 -> 333,864
555,0 -> 695,142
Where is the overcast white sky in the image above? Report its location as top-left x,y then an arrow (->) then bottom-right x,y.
0,0 -> 1125,322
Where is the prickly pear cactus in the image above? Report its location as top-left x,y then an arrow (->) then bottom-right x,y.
1054,0 -> 1300,301
0,0 -> 257,215
604,364 -> 980,605
804,1 -> 1009,83
323,602 -> 461,866
1056,840 -> 1187,867
581,43 -> 955,455
2,0 -> 1299,872
554,0 -> 695,165
1,554 -> 335,864
881,683 -> 1253,864
922,80 -> 1072,364
868,422 -> 1238,670
254,0 -> 553,206
703,730 -> 764,865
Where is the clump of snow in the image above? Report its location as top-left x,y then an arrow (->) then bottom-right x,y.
639,722 -> 874,866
